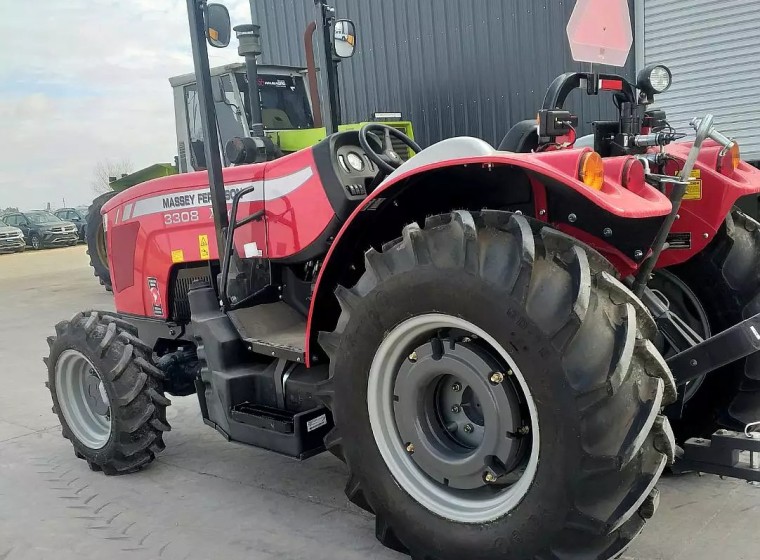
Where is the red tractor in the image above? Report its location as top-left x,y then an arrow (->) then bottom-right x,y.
45,2 -> 760,559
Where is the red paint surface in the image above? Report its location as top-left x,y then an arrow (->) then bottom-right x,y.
305,149 -> 672,364
655,140 -> 760,268
105,148 -> 331,318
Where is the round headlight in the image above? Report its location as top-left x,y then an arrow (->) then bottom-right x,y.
649,66 -> 672,93
637,64 -> 672,95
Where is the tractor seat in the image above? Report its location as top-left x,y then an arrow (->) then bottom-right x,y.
263,108 -> 294,129
498,120 -> 539,153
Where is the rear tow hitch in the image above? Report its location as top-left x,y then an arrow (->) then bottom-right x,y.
666,310 -> 760,387
673,429 -> 760,482
645,290 -> 760,481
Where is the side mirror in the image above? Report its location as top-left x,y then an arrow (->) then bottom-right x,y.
334,19 -> 356,58
205,3 -> 231,48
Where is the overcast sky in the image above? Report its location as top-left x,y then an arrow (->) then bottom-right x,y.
0,0 -> 253,210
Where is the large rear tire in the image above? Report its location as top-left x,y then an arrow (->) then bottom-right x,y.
45,311 -> 170,474
86,191 -> 117,292
663,209 -> 760,439
319,211 -> 676,560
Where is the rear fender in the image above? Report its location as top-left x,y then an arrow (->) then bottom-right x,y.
656,141 -> 760,268
305,145 -> 671,365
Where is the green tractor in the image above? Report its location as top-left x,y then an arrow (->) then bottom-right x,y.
86,8 -> 413,291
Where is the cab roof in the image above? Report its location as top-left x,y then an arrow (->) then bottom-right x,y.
168,63 -> 307,88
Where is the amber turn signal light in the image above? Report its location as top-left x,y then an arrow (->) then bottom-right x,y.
718,141 -> 741,175
579,152 -> 604,190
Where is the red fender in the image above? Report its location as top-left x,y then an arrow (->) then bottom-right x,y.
655,140 -> 760,268
304,146 -> 672,365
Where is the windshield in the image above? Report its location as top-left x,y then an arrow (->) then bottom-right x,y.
26,211 -> 60,224
184,74 -> 248,170
235,72 -> 314,130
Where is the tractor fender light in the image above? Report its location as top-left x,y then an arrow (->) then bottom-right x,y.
622,157 -> 645,190
717,141 -> 741,175
579,151 -> 605,190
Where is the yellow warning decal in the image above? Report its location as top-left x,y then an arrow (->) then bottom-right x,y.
198,234 -> 210,260
171,249 -> 185,263
683,169 -> 702,200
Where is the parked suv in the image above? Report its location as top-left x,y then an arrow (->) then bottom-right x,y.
0,211 -> 78,250
0,220 -> 25,253
53,206 -> 90,241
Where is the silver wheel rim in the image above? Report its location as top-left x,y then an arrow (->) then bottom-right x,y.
32,237 -> 40,249
367,314 -> 539,523
55,350 -> 112,449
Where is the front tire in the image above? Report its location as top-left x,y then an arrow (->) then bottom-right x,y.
45,311 -> 170,474
319,211 -> 676,560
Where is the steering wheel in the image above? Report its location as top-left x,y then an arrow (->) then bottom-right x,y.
359,123 -> 422,174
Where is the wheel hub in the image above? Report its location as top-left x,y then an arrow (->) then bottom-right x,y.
393,339 -> 523,490
368,313 -> 539,523
54,350 -> 112,449
84,370 -> 109,416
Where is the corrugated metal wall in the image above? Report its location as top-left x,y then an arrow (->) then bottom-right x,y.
252,0 -> 636,147
639,0 -> 760,161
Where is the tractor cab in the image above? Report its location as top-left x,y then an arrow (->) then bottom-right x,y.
171,63 -> 316,172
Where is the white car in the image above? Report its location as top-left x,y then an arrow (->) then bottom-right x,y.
0,223 -> 25,253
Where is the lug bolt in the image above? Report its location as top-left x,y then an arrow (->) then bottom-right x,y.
568,213 -> 577,223
408,351 -> 418,362
451,404 -> 461,414
634,250 -> 644,260
518,426 -> 530,435
405,443 -> 415,454
483,471 -> 497,483
603,227 -> 613,237
464,424 -> 474,433
490,372 -> 505,384
452,382 -> 462,392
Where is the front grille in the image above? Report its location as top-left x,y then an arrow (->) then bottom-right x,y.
170,265 -> 213,322
51,227 -> 63,233
0,232 -> 20,239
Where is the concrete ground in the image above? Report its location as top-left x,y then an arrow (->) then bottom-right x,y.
1,245 -> 759,560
